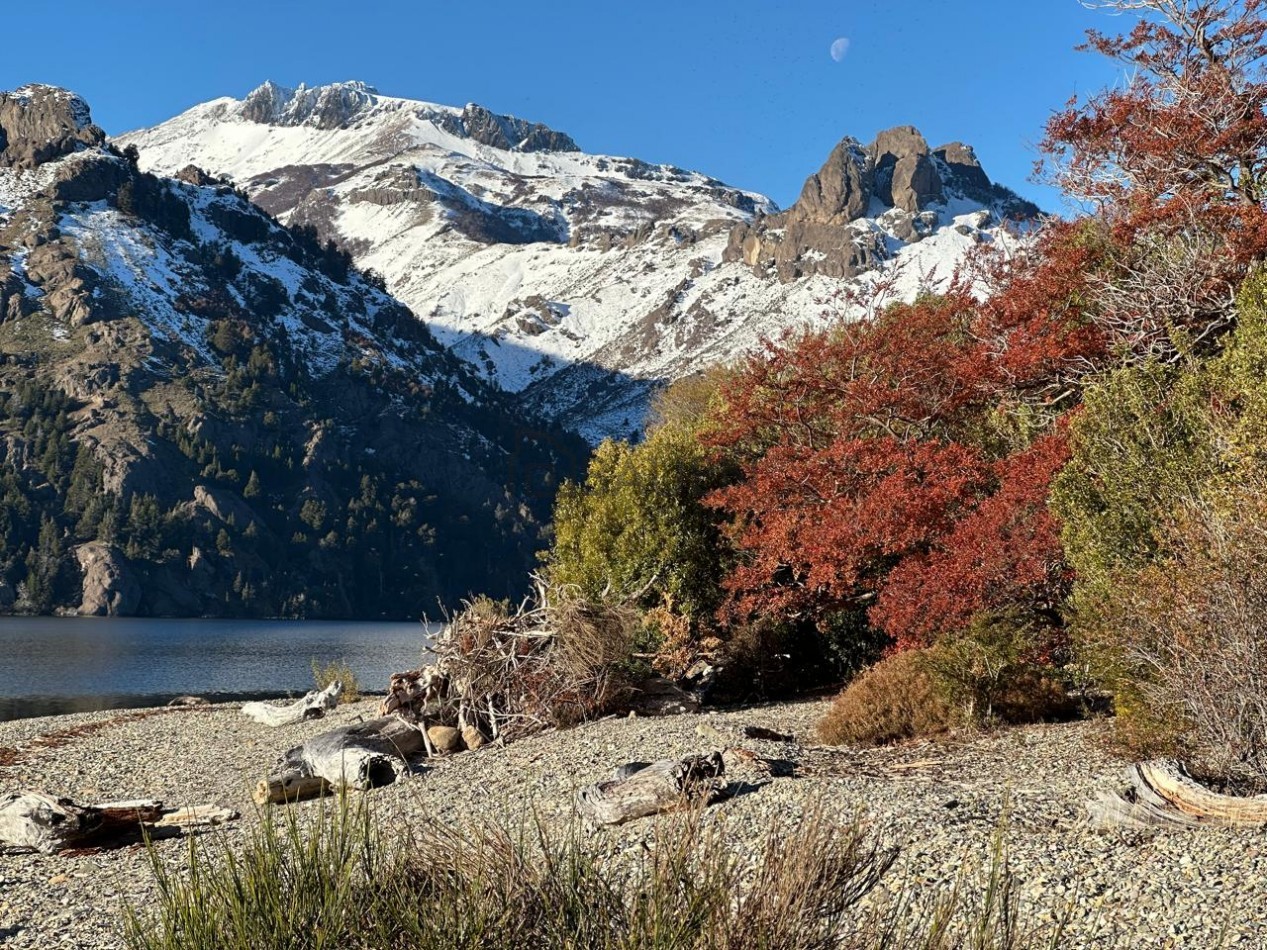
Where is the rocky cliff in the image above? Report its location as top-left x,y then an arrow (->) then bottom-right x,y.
0,85 -> 587,619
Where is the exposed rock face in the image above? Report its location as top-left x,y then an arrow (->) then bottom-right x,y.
870,126 -> 944,212
794,139 -> 872,225
75,542 -> 141,616
241,80 -> 379,130
0,85 -> 104,170
725,124 -> 1036,283
436,103 -> 579,154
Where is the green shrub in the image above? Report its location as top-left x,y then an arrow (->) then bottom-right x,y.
922,611 -> 1074,727
546,424 -> 733,620
311,658 -> 360,705
1052,271 -> 1267,728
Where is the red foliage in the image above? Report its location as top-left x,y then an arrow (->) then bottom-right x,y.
1042,0 -> 1267,356
874,429 -> 1072,651
704,2 -> 1267,649
706,285 -> 1091,639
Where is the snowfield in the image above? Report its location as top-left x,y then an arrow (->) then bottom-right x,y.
120,81 -> 1032,442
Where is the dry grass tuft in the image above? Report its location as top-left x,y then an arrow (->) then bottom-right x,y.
311,659 -> 361,704
817,649 -> 957,747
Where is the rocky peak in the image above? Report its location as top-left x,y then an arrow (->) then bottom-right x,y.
794,137 -> 871,225
869,125 -> 943,212
240,80 -> 379,130
934,141 -> 991,191
435,102 -> 579,154
0,84 -> 104,170
724,124 -> 1038,283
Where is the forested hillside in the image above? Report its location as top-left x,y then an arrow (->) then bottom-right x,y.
0,85 -> 587,618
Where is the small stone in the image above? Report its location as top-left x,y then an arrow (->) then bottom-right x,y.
426,725 -> 463,755
461,725 -> 486,751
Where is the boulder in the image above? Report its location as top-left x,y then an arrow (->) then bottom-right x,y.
0,85 -> 105,171
461,725 -> 487,751
74,542 -> 140,617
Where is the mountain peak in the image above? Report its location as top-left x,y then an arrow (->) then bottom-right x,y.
240,80 -> 380,130
0,84 -> 104,170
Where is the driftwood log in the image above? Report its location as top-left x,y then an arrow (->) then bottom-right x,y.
242,681 -> 343,726
1088,760 -> 1267,829
575,752 -> 726,826
255,715 -> 425,805
0,792 -> 237,854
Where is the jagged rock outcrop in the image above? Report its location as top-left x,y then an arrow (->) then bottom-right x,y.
0,85 -> 104,171
794,138 -> 872,225
436,103 -> 579,153
241,80 -> 379,130
870,126 -> 944,212
75,542 -> 141,616
725,124 -> 1038,283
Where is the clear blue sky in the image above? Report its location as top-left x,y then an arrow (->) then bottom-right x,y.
1,1 -> 1126,211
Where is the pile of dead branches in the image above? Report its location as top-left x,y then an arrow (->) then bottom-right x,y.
383,577 -> 643,742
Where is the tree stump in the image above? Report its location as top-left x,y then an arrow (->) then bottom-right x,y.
242,681 -> 343,726
575,752 -> 726,825
1088,760 -> 1267,829
0,792 -> 237,854
255,715 -> 425,805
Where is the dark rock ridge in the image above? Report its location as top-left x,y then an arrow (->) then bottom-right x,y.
0,85 -> 589,619
239,80 -> 579,153
0,85 -> 104,170
434,102 -> 579,154
725,125 -> 1040,283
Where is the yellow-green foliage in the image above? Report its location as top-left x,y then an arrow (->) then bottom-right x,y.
546,422 -> 733,620
311,659 -> 360,704
1052,271 -> 1267,715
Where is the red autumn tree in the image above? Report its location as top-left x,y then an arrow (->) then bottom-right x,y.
705,284 -> 1093,644
1043,0 -> 1267,358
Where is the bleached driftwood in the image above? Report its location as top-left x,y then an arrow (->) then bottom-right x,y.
242,681 -> 343,726
575,752 -> 727,826
1088,760 -> 1267,829
255,715 -> 425,805
0,792 -> 237,854
381,667 -> 447,718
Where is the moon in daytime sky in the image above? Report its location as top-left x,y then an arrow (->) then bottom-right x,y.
830,37 -> 850,62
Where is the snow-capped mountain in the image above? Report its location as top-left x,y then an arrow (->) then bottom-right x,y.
0,84 -> 585,618
120,81 -> 1039,442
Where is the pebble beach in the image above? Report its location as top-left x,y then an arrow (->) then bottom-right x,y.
2,698 -> 1265,949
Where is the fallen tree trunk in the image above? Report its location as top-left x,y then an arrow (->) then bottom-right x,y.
1088,760 -> 1267,829
255,715 -> 425,805
575,752 -> 726,826
243,681 -> 343,726
0,792 -> 237,854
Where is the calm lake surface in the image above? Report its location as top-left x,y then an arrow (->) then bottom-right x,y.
0,617 -> 438,722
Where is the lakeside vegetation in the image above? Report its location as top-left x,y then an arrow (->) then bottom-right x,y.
535,0 -> 1267,780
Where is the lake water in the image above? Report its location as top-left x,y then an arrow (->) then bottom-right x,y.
0,617 -> 439,722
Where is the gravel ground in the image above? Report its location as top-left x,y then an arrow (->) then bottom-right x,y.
2,698 -> 1266,948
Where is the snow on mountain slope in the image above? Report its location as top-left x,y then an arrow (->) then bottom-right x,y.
120,81 -> 1039,442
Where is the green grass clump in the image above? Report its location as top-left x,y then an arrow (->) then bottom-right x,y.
125,795 -> 1068,950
